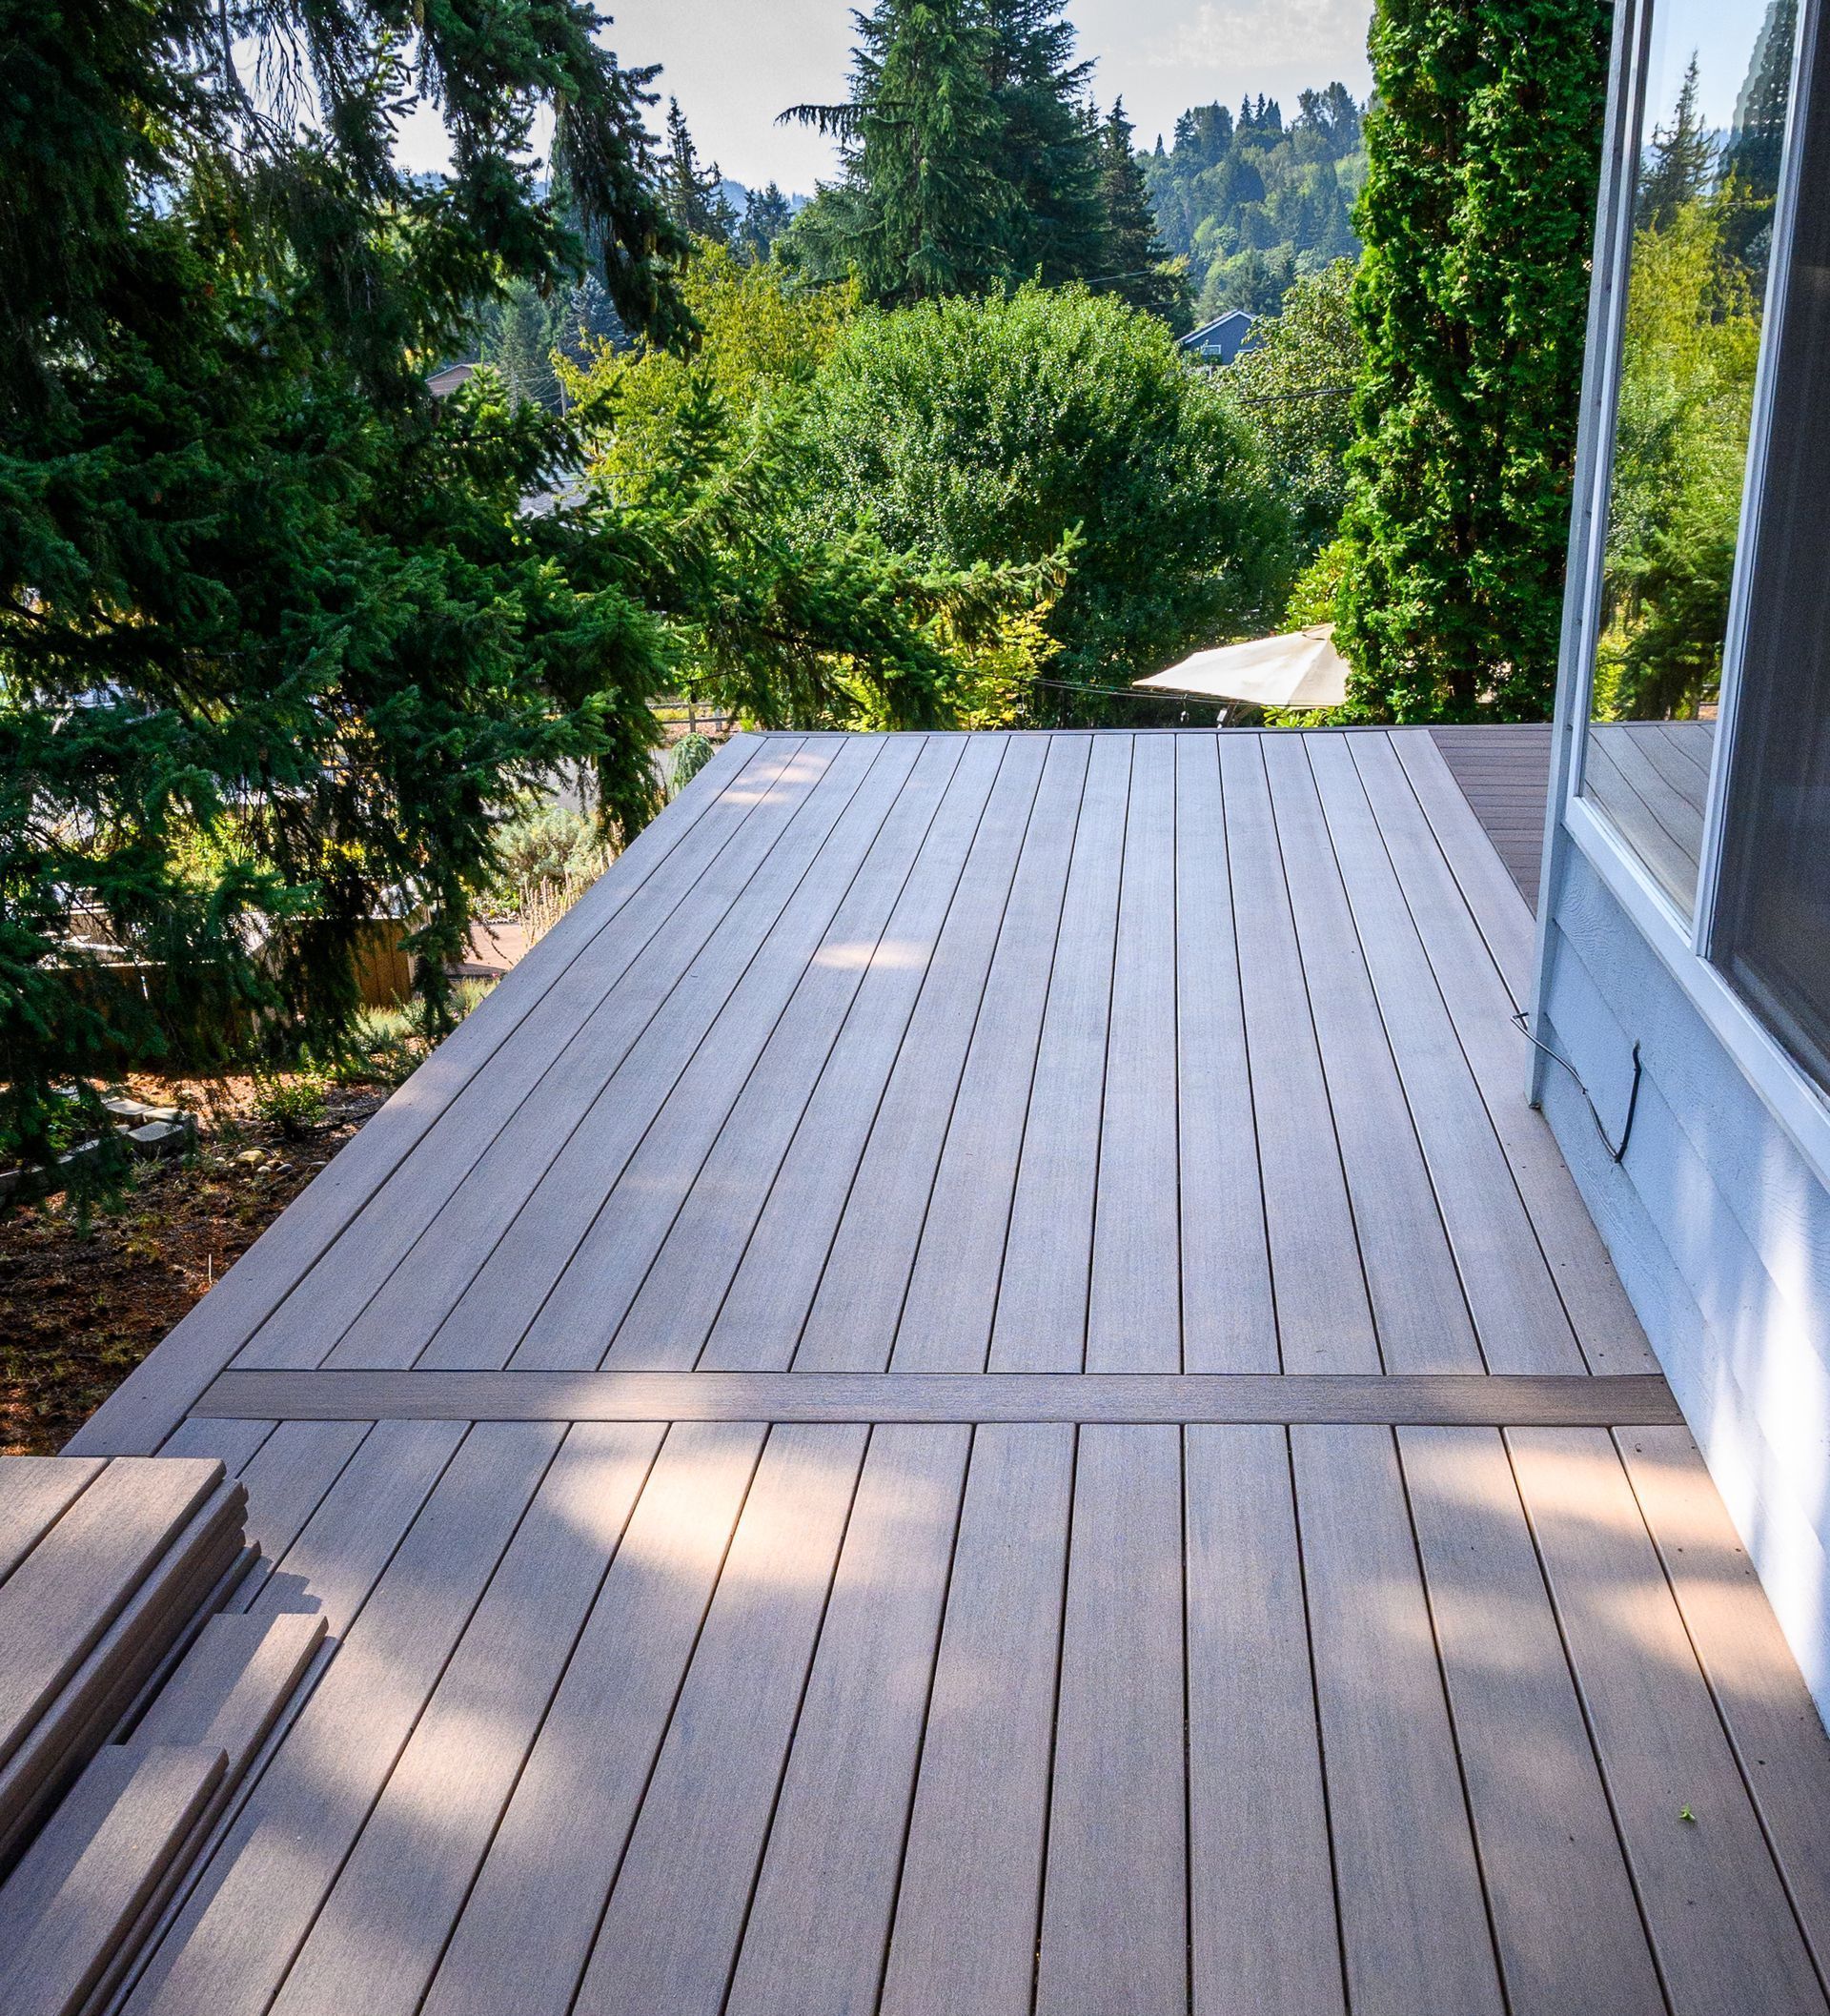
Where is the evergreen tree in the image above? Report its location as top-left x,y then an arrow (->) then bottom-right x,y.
983,0 -> 1107,280
783,0 -> 1108,301
740,183 -> 796,262
1637,56 -> 1717,228
661,98 -> 739,245
1,0 -> 691,1192
1333,0 -> 1610,719
484,281 -> 565,409
783,0 -> 1011,302
1144,83 -> 1364,316
1096,102 -> 1193,329
1725,0 -> 1800,198
1224,258 -> 1362,552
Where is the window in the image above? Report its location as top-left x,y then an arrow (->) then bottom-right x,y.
1707,10 -> 1830,1097
1578,0 -> 1803,920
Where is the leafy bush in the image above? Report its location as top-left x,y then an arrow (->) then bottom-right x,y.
1223,260 -> 1362,557
253,1075 -> 329,1138
797,284 -> 1292,716
667,734 -> 717,798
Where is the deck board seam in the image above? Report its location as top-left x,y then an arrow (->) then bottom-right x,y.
1606,1426 -> 1830,2006
1258,734 -> 1387,1372
191,1371 -> 1685,1428
975,742 -> 1095,1375
254,736 -> 831,1377
277,737 -> 820,1375
694,734 -> 1006,1374
1285,734 -> 1487,1372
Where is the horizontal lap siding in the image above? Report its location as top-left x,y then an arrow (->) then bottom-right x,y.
1538,841 -> 1830,1717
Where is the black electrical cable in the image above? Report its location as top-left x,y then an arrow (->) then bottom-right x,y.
1510,1008 -> 1642,1164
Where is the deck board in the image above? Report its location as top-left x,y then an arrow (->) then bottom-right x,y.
52,729 -> 1828,2016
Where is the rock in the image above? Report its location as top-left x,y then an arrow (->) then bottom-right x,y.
140,1106 -> 183,1124
235,1149 -> 266,1168
126,1119 -> 191,1158
103,1096 -> 151,1120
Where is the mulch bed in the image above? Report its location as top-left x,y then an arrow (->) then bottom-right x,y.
1,1076 -> 389,1456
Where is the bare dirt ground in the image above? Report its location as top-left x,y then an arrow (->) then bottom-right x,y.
1,1074 -> 389,1455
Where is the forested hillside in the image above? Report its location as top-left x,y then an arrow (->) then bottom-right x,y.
1143,84 -> 1366,317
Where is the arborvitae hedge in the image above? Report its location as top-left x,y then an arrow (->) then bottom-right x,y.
1336,0 -> 1611,719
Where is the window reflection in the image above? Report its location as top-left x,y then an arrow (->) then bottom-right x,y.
1582,0 -> 1800,916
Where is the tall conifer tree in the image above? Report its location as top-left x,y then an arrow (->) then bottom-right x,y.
783,0 -> 1108,301
1096,103 -> 1193,329
1334,0 -> 1610,719
984,0 -> 1106,280
1637,57 -> 1716,227
785,0 -> 1011,302
661,99 -> 739,245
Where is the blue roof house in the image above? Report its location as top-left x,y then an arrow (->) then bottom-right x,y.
1531,0 -> 1830,1717
1178,307 -> 1256,364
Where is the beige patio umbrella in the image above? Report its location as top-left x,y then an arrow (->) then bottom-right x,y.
1131,622 -> 1349,710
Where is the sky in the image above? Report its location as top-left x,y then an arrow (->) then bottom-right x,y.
394,0 -> 1377,196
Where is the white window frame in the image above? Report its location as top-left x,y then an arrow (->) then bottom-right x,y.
1533,0 -> 1830,1189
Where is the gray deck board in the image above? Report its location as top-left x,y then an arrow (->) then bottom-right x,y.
1351,735 -> 1657,1372
1263,734 -> 1481,1373
0,1457 -> 107,1586
1087,737 -> 1183,1372
237,738 -> 821,1377
195,1367 -> 1685,1424
1035,1423 -> 1187,2014
685,737 -> 1007,1371
267,1423 -> 661,2016
1173,737 -> 1277,1370
1512,1428 -> 1830,2015
571,1424 -> 867,2016
894,737 -> 1089,1371
986,734 -> 1130,1372
877,1424 -> 1073,2016
1400,1427 -> 1665,2016
67,733 -> 775,1454
724,1425 -> 967,2016
1185,1426 -> 1344,2016
125,1423 -> 564,2016
494,738 -> 939,1372
597,737 -> 972,1371
417,1422 -> 765,2016
1219,734 -> 1381,1371
1308,735 -> 1585,1374
1292,1424 -> 1508,2016
44,730 -> 1830,2016
796,738 -> 1046,1372
1618,1427 -> 1830,1976
373,737 -> 891,1372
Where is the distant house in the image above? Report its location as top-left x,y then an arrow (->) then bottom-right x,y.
1178,309 -> 1255,364
425,361 -> 476,399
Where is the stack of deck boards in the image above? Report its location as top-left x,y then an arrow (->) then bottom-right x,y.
0,1455 -> 323,2015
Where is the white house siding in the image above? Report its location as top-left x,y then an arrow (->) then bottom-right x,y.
1538,841 -> 1830,1719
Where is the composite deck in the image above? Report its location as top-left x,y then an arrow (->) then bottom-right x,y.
62,729 -> 1830,2015
1428,722 -> 1554,909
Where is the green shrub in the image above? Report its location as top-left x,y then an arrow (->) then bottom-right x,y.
253,1074 -> 329,1137
798,282 -> 1293,716
667,734 -> 717,799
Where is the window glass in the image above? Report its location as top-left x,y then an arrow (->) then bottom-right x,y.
1581,0 -> 1800,917
1710,0 -> 1830,1096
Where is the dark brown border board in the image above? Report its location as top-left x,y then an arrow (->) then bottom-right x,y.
194,1370 -> 1684,1428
